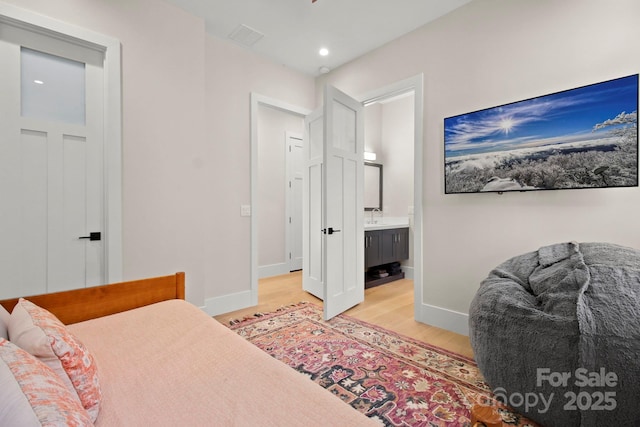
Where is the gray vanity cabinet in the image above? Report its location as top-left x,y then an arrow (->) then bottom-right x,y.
365,227 -> 409,268
364,230 -> 382,268
365,227 -> 409,288
381,228 -> 409,264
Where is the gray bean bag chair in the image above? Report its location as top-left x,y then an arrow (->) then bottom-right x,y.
469,242 -> 640,427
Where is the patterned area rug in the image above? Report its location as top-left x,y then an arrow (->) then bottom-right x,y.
227,302 -> 539,427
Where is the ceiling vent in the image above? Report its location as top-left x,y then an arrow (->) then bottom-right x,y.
228,24 -> 264,48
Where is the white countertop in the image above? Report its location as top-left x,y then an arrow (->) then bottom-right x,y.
364,216 -> 409,231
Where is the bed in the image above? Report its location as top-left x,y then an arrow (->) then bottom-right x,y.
0,273 -> 377,426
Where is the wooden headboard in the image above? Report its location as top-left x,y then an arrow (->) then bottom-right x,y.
0,272 -> 185,325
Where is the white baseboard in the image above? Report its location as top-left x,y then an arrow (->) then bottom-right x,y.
204,290 -> 252,316
205,274 -> 469,337
418,303 -> 469,336
402,266 -> 414,279
258,262 -> 289,279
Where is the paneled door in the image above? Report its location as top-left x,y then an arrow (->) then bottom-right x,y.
303,85 -> 364,320
0,21 -> 105,298
287,132 -> 304,272
302,108 -> 324,299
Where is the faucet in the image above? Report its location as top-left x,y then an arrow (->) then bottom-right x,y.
370,208 -> 382,224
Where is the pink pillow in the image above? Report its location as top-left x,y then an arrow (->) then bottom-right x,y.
0,304 -> 9,340
0,338 -> 94,426
9,298 -> 101,422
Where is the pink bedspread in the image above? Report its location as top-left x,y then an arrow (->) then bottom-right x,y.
68,299 -> 376,426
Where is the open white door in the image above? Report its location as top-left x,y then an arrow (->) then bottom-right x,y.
303,86 -> 364,320
323,85 -> 364,320
302,108 -> 324,299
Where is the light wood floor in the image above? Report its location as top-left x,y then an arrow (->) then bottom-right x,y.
214,271 -> 474,359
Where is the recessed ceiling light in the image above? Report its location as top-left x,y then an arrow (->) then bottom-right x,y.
319,47 -> 329,56
33,80 -> 44,85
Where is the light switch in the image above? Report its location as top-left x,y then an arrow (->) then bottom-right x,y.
240,205 -> 251,217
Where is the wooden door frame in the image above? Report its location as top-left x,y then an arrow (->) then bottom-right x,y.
0,4 -> 123,283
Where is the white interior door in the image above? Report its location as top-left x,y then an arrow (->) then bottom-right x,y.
323,85 -> 364,320
0,21 -> 105,298
303,86 -> 364,320
286,133 -> 303,272
302,108 -> 324,299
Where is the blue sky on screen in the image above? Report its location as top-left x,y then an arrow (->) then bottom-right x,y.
445,74 -> 638,158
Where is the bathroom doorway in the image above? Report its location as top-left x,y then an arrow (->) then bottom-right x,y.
358,74 -> 424,319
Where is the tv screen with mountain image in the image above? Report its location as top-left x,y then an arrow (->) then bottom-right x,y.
444,74 -> 638,194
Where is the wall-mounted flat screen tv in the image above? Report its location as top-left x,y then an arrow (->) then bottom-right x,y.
444,74 -> 638,194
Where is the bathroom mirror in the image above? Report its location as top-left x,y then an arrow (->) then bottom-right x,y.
364,162 -> 383,211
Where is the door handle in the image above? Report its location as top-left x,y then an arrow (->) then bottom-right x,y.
79,232 -> 101,241
322,227 -> 341,235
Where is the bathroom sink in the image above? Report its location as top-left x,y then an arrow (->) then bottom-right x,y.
364,217 -> 409,230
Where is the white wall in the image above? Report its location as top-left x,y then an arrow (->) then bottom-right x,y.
380,94 -> 415,270
317,0 -> 640,333
6,0 -> 315,311
4,0 -> 209,305
203,35 -> 314,307
364,97 -> 414,217
364,103 -> 383,156
380,94 -> 414,217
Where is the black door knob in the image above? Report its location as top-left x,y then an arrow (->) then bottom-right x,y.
322,227 -> 341,235
79,232 -> 101,241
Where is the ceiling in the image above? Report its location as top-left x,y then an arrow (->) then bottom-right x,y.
164,0 -> 472,76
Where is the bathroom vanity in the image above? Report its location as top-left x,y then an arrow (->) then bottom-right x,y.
364,219 -> 409,288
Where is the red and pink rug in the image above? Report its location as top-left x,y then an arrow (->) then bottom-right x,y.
227,302 -> 537,426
